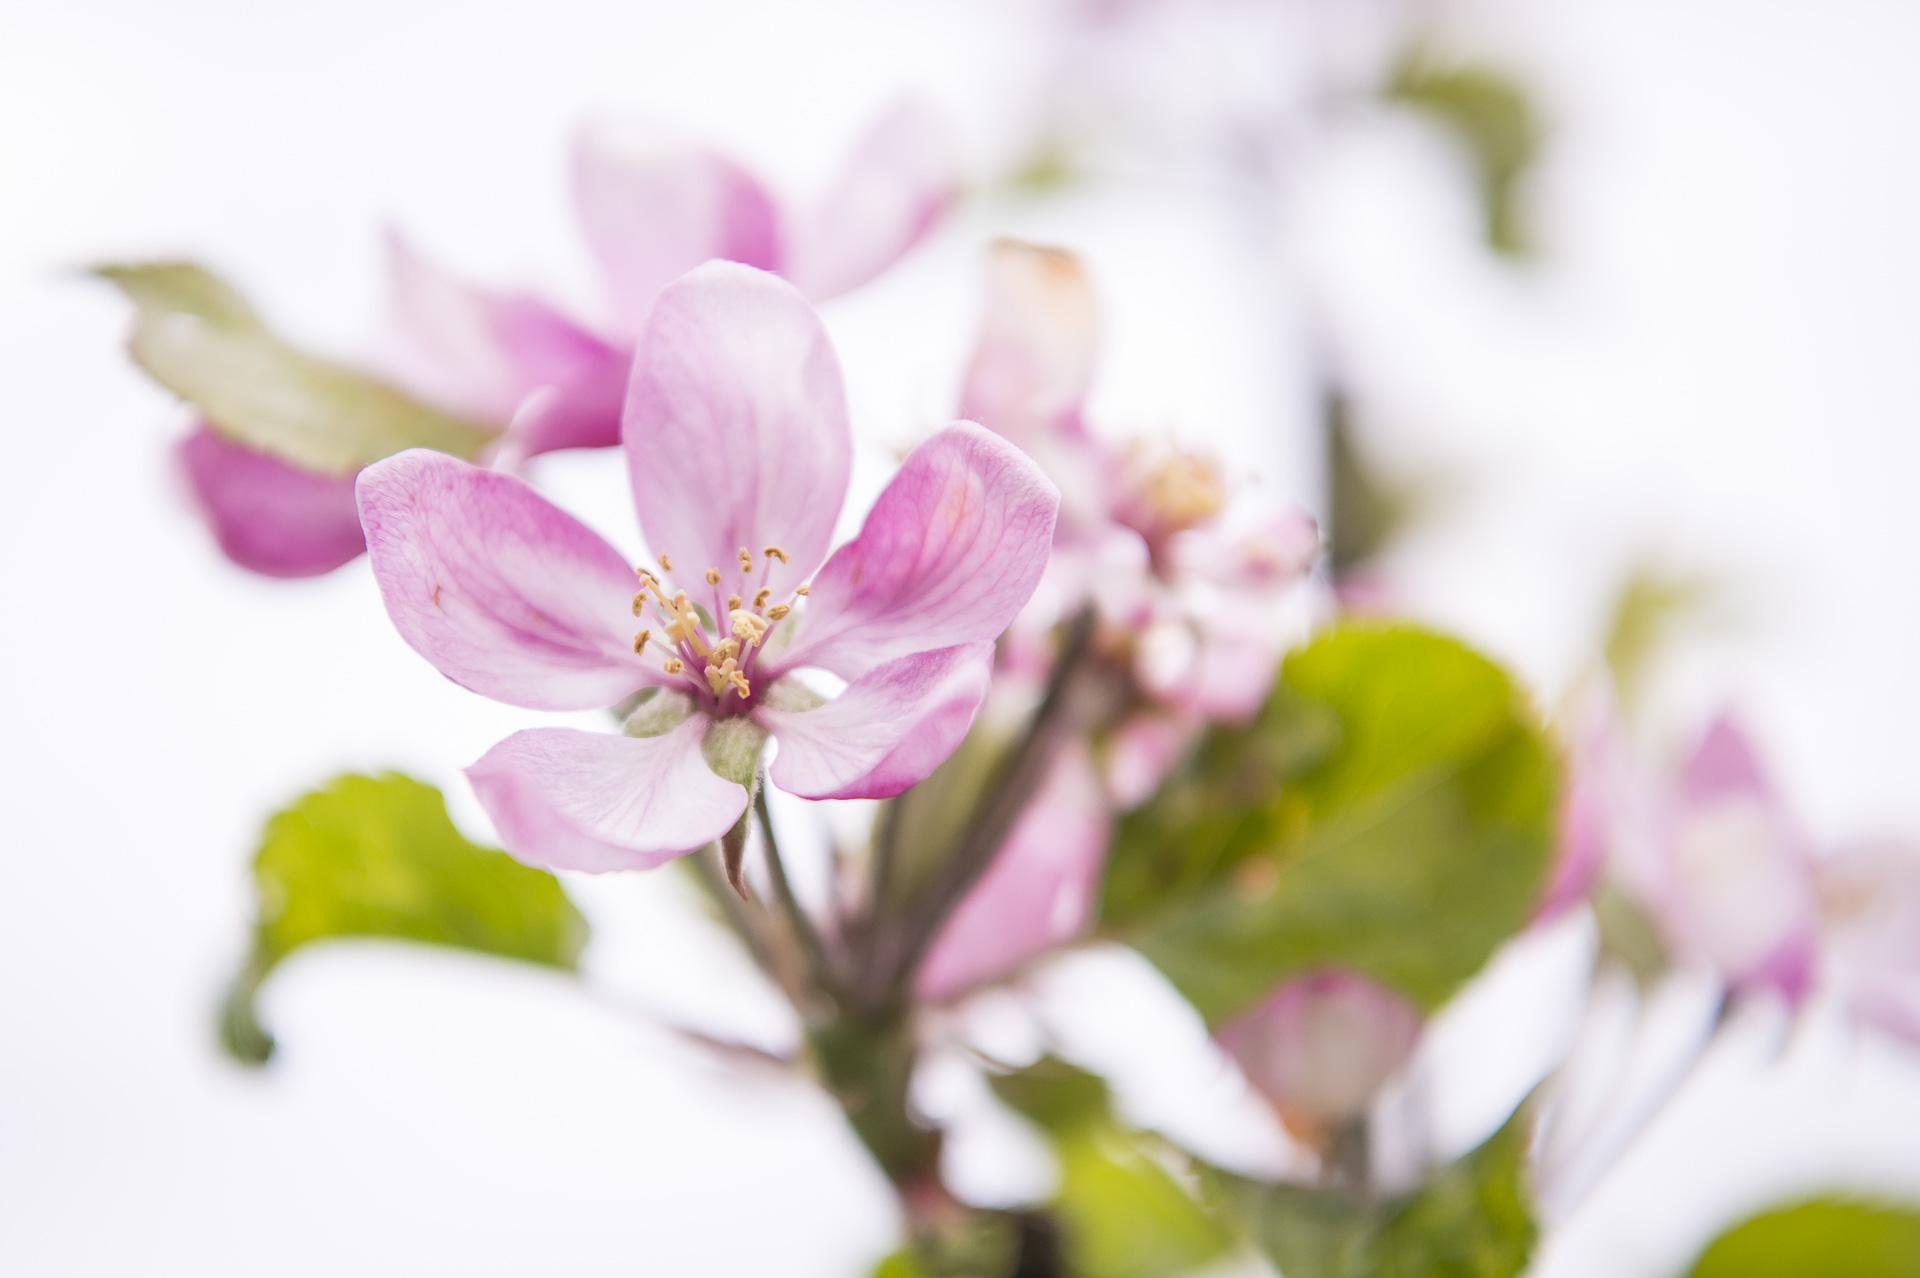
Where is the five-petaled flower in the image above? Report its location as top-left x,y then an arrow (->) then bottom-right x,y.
357,262 -> 1059,872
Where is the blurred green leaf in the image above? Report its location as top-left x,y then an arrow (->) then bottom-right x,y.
97,261 -> 497,474
1592,880 -> 1668,988
990,1058 -> 1231,1278
1685,1198 -> 1920,1278
1108,624 -> 1557,1022
221,771 -> 588,1064
1226,1104 -> 1536,1278
1388,58 -> 1540,257
1326,389 -> 1421,579
1601,567 -> 1717,713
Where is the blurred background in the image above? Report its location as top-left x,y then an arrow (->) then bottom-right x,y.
5,0 -> 1920,1273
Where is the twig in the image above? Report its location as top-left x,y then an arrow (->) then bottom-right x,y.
757,781 -> 844,1000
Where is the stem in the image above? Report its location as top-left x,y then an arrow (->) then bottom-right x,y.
756,781 -> 841,999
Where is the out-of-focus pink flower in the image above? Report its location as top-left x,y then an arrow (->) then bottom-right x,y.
1817,839 -> 1920,1045
959,241 -> 1318,724
392,103 -> 960,461
358,264 -> 1056,872
1535,677 -> 1623,922
915,742 -> 1111,1002
1616,716 -> 1818,999
177,425 -> 368,578
1217,967 -> 1423,1148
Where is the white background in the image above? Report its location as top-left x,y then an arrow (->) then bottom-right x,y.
5,1 -> 1920,1274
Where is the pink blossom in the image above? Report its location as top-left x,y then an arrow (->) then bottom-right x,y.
1534,677 -> 1623,922
177,425 -> 368,578
1217,968 -> 1423,1148
358,263 -> 1057,872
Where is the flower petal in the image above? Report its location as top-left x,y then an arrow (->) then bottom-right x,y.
466,719 -> 747,872
772,422 -> 1059,679
760,642 -> 993,800
914,741 -> 1111,1002
959,240 -> 1099,446
623,261 -> 851,596
357,448 -> 655,710
177,424 -> 366,577
783,101 -> 958,302
574,124 -> 783,337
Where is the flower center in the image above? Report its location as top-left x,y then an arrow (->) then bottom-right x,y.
626,545 -> 810,711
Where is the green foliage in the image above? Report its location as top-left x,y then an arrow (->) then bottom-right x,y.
220,772 -> 588,1063
1601,566 -> 1718,713
1231,1105 -> 1537,1278
1685,1198 -> 1920,1278
1326,390 -> 1421,579
1107,624 -> 1558,1023
1387,57 -> 1540,257
96,261 -> 497,474
990,1058 -> 1231,1278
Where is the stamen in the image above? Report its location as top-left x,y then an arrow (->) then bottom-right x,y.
752,587 -> 771,607
663,657 -> 684,674
631,591 -> 649,616
705,567 -> 721,585
766,604 -> 791,621
738,547 -> 753,573
632,629 -> 651,655
795,584 -> 810,596
763,545 -> 789,564
729,670 -> 752,698
713,637 -> 740,662
731,610 -> 769,645
727,594 -> 742,611
635,567 -> 657,586
659,553 -> 673,571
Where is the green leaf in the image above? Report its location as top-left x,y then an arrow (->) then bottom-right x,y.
990,1058 -> 1231,1278
1685,1198 -> 1920,1278
1326,389 -> 1422,578
96,261 -> 498,474
1601,566 -> 1719,714
1387,58 -> 1540,257
1225,1104 -> 1537,1278
1110,624 -> 1557,1022
220,771 -> 588,1064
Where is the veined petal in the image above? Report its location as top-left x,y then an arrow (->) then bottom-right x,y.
466,720 -> 747,872
784,101 -> 958,302
760,642 -> 993,800
624,262 -> 850,596
959,240 -> 1099,446
774,422 -> 1059,679
915,742 -> 1111,1002
178,425 -> 366,577
574,124 -> 782,337
357,449 -> 655,711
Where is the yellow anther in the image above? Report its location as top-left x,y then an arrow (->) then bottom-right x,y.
635,567 -> 657,585
738,547 -> 753,572
658,553 -> 673,571
727,593 -> 742,611
766,603 -> 791,621
795,584 -> 810,596
704,655 -> 747,698
631,591 -> 649,616
731,610 -> 769,644
713,636 -> 740,662
632,629 -> 651,655
705,567 -> 721,585
753,587 -> 771,607
763,545 -> 789,564
663,657 -> 684,674
730,670 -> 752,698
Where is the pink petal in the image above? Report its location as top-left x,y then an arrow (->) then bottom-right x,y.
177,425 -> 366,578
783,101 -> 959,302
1104,711 -> 1194,809
466,719 -> 747,872
1682,714 -> 1773,802
384,231 -> 623,435
772,422 -> 1059,679
958,240 -> 1099,446
623,261 -> 851,597
573,125 -> 783,338
1819,839 -> 1920,1045
1216,969 -> 1423,1134
914,742 -> 1111,1002
759,642 -> 994,801
356,449 -> 656,711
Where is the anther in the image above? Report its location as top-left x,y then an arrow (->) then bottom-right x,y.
729,671 -> 752,698
764,545 -> 789,563
766,604 -> 791,621
631,591 -> 648,616
795,584 -> 810,596
727,593 -> 742,611
705,567 -> 721,585
753,587 -> 771,607
632,629 -> 651,655
635,567 -> 657,585
663,657 -> 684,674
738,547 -> 753,572
658,553 -> 673,571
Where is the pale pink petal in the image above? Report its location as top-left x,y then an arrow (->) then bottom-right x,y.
357,449 -> 655,711
384,231 -> 622,430
783,101 -> 959,302
1819,839 -> 1920,1045
466,719 -> 747,872
1217,969 -> 1423,1136
760,643 -> 993,800
1104,711 -> 1194,809
772,422 -> 1059,679
494,349 -> 632,461
1168,508 -> 1321,589
915,742 -> 1111,1002
177,425 -> 366,578
1535,678 -> 1620,922
959,240 -> 1099,446
623,262 -> 850,599
574,124 -> 782,337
